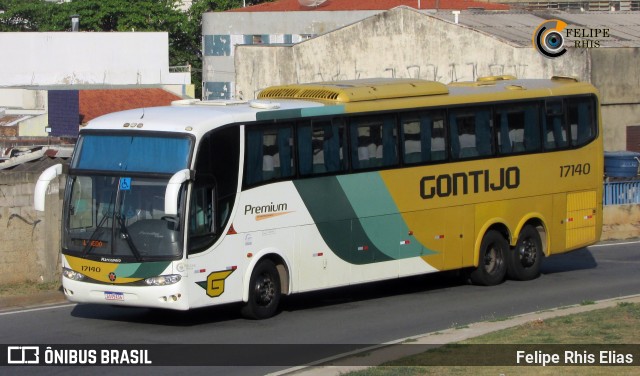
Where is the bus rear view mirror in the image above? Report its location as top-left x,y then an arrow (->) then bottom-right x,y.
165,169 -> 192,216
34,164 -> 63,212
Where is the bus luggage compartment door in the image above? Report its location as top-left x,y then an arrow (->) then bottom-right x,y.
565,190 -> 597,249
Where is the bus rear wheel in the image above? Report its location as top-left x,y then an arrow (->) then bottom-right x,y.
470,230 -> 508,286
241,259 -> 281,320
507,225 -> 542,281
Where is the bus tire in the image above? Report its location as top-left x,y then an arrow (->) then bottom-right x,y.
507,225 -> 542,281
470,230 -> 508,286
241,259 -> 281,320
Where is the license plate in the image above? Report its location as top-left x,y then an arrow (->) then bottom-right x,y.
104,292 -> 124,301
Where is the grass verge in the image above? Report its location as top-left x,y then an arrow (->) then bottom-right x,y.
0,280 -> 61,297
346,302 -> 640,376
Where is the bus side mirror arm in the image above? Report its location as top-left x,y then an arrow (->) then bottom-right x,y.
34,164 -> 63,212
165,169 -> 193,216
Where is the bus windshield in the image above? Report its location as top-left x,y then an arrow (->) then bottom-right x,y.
65,175 -> 182,261
64,133 -> 192,261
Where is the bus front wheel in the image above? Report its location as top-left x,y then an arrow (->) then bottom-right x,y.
241,259 -> 281,319
470,230 -> 508,286
507,225 -> 542,281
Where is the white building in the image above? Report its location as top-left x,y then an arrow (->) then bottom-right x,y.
0,32 -> 192,143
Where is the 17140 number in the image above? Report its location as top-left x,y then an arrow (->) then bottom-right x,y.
560,163 -> 591,177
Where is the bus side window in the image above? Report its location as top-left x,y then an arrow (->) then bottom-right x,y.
450,109 -> 493,160
401,110 -> 446,164
496,103 -> 541,155
188,183 -> 215,252
567,97 -> 596,147
350,115 -> 398,170
245,124 -> 294,186
543,99 -> 568,150
297,118 -> 346,176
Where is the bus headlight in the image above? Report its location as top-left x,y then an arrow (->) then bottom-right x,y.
144,274 -> 181,286
63,267 -> 86,281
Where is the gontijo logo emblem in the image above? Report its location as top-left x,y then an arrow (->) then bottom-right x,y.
532,19 -> 567,59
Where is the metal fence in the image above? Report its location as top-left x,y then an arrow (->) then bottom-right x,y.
604,180 -> 640,205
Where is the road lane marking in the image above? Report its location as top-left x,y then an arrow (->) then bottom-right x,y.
591,239 -> 640,248
0,303 -> 76,316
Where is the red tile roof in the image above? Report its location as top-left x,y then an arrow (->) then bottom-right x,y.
79,89 -> 182,124
229,0 -> 509,12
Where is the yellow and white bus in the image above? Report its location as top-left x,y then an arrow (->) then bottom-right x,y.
35,76 -> 602,319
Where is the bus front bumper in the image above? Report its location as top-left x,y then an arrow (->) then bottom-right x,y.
62,277 -> 190,311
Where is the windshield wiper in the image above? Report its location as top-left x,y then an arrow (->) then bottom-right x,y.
115,213 -> 143,262
81,215 -> 109,257
82,192 -> 114,257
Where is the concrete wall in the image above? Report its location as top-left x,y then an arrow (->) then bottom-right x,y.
18,114 -> 49,137
0,170 -> 63,285
591,48 -> 640,151
602,204 -> 640,240
0,89 -> 47,110
235,7 -> 590,97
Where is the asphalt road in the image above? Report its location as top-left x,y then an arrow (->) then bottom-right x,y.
1,240 -> 639,375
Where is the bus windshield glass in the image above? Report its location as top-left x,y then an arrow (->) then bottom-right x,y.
64,133 -> 191,261
65,175 -> 182,261
72,134 -> 191,174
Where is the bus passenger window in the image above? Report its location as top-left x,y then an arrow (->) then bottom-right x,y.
567,97 -> 596,147
350,115 -> 398,170
496,103 -> 541,155
244,124 -> 294,186
297,119 -> 346,176
401,111 -> 446,164
449,109 -> 493,160
543,100 -> 568,150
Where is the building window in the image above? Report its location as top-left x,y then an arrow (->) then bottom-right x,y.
203,82 -> 232,100
243,35 -> 270,45
204,35 -> 231,56
627,125 -> 640,152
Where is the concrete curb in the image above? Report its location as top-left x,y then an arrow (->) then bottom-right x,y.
271,294 -> 640,376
